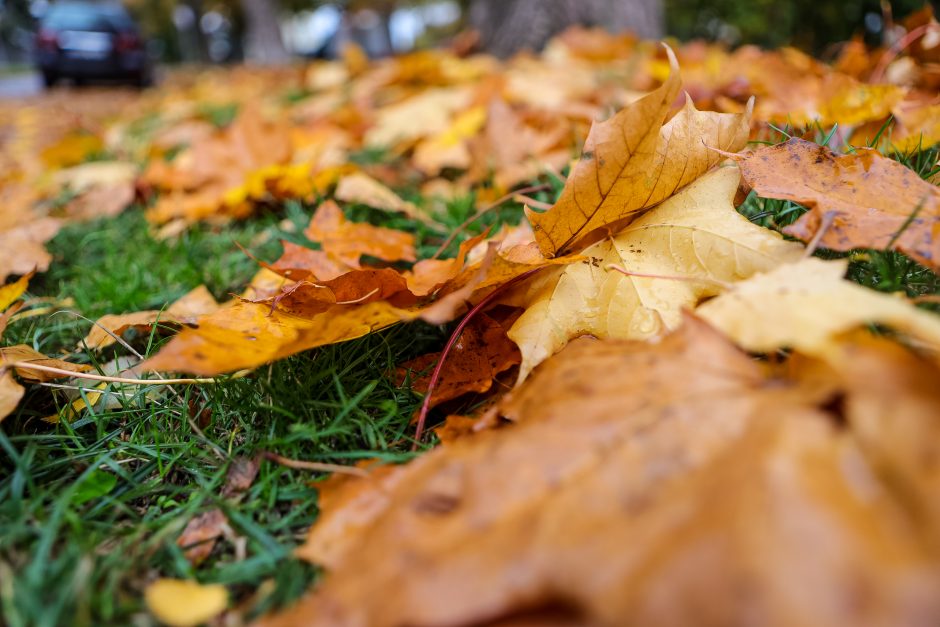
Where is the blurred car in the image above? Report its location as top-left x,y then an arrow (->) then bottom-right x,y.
35,1 -> 152,87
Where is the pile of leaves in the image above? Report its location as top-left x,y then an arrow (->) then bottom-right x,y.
3,8 -> 940,626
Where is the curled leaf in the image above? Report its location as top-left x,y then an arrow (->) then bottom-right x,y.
527,47 -> 752,256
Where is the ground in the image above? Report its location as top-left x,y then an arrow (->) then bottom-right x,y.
2,59 -> 940,626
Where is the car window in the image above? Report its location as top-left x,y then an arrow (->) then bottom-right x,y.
42,3 -> 134,32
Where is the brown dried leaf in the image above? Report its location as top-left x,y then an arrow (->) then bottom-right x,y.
0,218 -> 62,283
82,286 -> 220,350
302,200 -> 416,266
334,172 -> 433,224
0,369 -> 24,423
397,313 -> 520,410
0,345 -> 91,383
527,48 -> 752,256
735,138 -> 940,270
261,318 -> 940,627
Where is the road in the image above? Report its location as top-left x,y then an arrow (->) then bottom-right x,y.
0,71 -> 42,99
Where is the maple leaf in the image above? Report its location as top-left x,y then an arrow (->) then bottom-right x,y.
397,312 -> 520,410
143,229 -> 571,375
261,317 -> 940,627
301,200 -> 416,266
0,275 -> 30,422
0,345 -> 91,382
177,456 -> 259,565
53,162 -> 136,222
82,285 -> 220,350
0,274 -> 90,421
333,172 -> 435,225
526,47 -> 753,257
696,257 -> 940,357
733,138 -> 940,270
507,167 -> 803,381
0,218 -> 61,283
363,87 -> 474,149
0,369 -> 23,423
143,105 -> 293,225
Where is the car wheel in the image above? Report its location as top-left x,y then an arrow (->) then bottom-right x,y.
133,70 -> 153,88
41,71 -> 57,88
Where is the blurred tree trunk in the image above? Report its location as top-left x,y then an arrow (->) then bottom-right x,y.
469,0 -> 663,58
239,0 -> 290,63
180,0 -> 210,63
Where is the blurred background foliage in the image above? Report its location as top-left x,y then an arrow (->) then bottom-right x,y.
0,0 -> 937,65
665,0 -> 934,53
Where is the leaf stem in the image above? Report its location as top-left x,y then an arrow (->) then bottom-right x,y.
605,265 -> 733,290
2,362 -> 218,385
261,451 -> 369,477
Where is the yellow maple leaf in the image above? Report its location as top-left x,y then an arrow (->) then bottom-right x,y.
697,257 -> 940,358
507,167 -> 803,381
526,47 -> 753,256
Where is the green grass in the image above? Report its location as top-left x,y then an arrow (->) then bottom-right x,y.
1,122 -> 938,626
0,205 -> 456,626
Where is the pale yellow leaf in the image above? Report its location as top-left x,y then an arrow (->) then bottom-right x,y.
334,172 -> 433,224
696,257 -> 940,357
144,578 -> 227,627
508,167 -> 803,381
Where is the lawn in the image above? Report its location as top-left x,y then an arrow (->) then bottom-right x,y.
2,135 -> 938,625
3,30 -> 940,627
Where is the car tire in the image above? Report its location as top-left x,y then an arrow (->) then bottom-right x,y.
41,71 -> 57,88
133,70 -> 153,88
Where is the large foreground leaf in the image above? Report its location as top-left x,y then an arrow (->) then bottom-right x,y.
259,318 -> 940,627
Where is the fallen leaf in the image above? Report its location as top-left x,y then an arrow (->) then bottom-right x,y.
363,87 -> 473,149
62,183 -> 135,221
83,286 -> 219,350
0,301 -> 23,340
144,578 -> 227,627
334,172 -> 433,224
0,369 -> 24,422
734,138 -> 940,270
0,218 -> 61,283
175,454 -> 258,564
507,167 -> 803,381
266,241 -> 351,282
261,317 -> 940,627
53,161 -> 136,193
397,313 -> 520,409
141,299 -> 409,375
302,200 -> 416,266
0,345 -> 91,382
526,48 -> 752,256
221,455 -> 260,497
412,106 -> 487,174
830,337 -> 940,541
0,272 -> 32,312
165,285 -> 221,320
177,509 -> 228,565
696,257 -> 940,358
